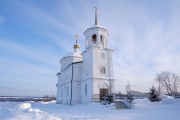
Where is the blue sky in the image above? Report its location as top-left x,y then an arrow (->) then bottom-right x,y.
0,0 -> 180,96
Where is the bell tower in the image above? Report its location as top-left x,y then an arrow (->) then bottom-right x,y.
81,8 -> 115,103
84,7 -> 108,49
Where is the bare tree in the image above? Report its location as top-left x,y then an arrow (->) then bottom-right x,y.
126,82 -> 134,103
126,82 -> 131,95
155,71 -> 180,96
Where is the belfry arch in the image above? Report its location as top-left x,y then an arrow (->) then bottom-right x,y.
92,34 -> 97,44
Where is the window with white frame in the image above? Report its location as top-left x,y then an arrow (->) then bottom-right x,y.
61,87 -> 63,97
85,84 -> 87,95
100,35 -> 104,44
100,66 -> 105,74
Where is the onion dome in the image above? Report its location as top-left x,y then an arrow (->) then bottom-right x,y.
74,43 -> 80,49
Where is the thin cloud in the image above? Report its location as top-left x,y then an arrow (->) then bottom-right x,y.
0,15 -> 5,25
0,39 -> 60,67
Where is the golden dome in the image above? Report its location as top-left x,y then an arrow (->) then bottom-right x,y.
74,34 -> 80,49
74,43 -> 80,49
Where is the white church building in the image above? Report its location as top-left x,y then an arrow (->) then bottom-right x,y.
56,8 -> 115,105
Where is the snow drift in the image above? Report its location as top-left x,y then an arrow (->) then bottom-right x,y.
16,103 -> 31,110
7,102 -> 61,120
0,99 -> 180,120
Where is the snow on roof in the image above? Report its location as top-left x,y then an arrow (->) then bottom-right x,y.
90,24 -> 105,29
65,51 -> 82,58
84,24 -> 107,34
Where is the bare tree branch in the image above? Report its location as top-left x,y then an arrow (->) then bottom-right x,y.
155,71 -> 180,95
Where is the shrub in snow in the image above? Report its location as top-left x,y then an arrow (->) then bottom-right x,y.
148,86 -> 161,102
103,94 -> 114,104
106,95 -> 114,104
126,94 -> 134,103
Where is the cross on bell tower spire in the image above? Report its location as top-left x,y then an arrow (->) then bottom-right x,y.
95,7 -> 98,25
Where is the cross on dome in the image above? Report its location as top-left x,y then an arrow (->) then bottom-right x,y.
73,34 -> 80,50
75,34 -> 78,43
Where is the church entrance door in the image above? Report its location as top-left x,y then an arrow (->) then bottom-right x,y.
100,88 -> 108,100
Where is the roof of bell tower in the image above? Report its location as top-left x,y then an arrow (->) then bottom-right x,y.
84,7 -> 108,35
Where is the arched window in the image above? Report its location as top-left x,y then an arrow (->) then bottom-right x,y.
101,66 -> 105,74
100,35 -> 104,44
67,86 -> 69,96
61,87 -> 63,97
85,84 -> 87,95
92,34 -> 97,44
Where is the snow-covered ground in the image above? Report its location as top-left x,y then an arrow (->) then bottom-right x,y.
0,97 -> 180,120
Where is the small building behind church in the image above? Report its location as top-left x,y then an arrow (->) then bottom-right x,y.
56,9 -> 115,105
